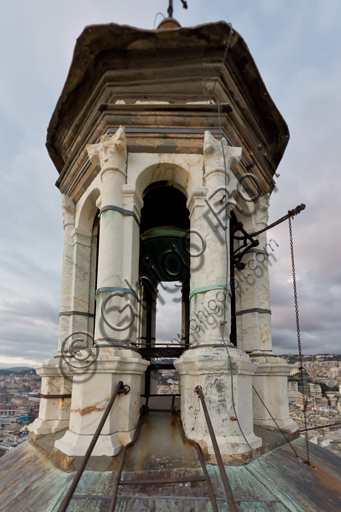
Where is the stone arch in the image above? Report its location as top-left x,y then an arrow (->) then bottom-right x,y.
135,162 -> 193,204
76,187 -> 101,232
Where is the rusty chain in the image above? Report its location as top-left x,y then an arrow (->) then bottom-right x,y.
288,215 -> 310,465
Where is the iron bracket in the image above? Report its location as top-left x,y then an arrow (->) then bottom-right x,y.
231,203 -> 306,270
118,385 -> 131,395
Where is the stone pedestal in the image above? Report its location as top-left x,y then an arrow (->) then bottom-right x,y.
175,346 -> 262,456
251,355 -> 299,433
54,347 -> 149,457
28,358 -> 73,436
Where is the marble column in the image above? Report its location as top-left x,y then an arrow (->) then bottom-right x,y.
241,196 -> 298,433
175,131 -> 261,456
88,128 -> 128,345
57,195 -> 76,355
29,195 -> 75,436
54,127 -> 149,457
69,227 -> 93,341
235,194 -> 273,354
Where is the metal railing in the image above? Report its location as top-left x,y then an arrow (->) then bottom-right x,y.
195,385 -> 238,512
57,380 -> 129,512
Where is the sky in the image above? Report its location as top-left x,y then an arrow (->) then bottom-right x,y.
0,0 -> 340,368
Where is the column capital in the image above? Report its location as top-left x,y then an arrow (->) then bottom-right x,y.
62,194 -> 75,228
203,130 -> 242,179
86,126 -> 127,178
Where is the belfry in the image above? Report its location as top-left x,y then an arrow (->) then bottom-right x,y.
3,7 -> 341,512
28,13 -> 299,462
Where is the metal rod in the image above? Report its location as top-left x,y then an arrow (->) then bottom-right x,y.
233,204 -> 306,240
38,393 -> 71,399
174,410 -> 219,512
167,0 -> 173,18
57,381 -> 125,512
141,394 -> 181,397
300,422 -> 341,432
72,494 -> 281,504
147,408 -> 174,412
138,343 -> 186,347
171,395 -> 176,414
108,410 -> 145,512
149,364 -> 176,369
195,386 -> 238,512
119,476 -> 206,485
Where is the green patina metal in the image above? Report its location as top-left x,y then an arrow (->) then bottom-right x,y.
189,284 -> 232,301
1,438 -> 340,511
139,226 -> 190,286
95,287 -> 139,299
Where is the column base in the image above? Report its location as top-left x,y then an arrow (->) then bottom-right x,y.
253,417 -> 299,434
175,345 -> 262,457
54,347 -> 149,458
54,428 -> 136,457
28,357 -> 73,437
28,418 -> 70,436
251,355 -> 299,434
203,431 -> 262,456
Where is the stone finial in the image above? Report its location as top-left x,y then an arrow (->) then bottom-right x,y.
86,126 -> 127,177
255,193 -> 270,227
62,194 -> 75,228
203,131 -> 242,177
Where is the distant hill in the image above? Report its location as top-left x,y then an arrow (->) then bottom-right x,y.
0,367 -> 36,376
280,353 -> 341,365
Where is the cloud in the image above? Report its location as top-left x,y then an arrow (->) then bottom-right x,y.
0,297 -> 59,365
156,283 -> 182,343
0,0 -> 340,367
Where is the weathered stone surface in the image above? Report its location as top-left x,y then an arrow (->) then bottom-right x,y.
28,359 -> 73,436
54,347 -> 149,456
175,347 -> 262,455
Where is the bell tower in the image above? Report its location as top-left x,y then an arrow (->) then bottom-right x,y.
28,13 -> 298,460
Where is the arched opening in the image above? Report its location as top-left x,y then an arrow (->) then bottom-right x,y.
138,183 -> 190,395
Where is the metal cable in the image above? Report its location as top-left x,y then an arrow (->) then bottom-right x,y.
154,12 -> 165,29
212,23 -> 233,97
288,216 -> 310,465
252,385 -> 299,459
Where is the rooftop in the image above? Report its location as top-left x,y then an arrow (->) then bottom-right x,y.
1,403 -> 341,511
